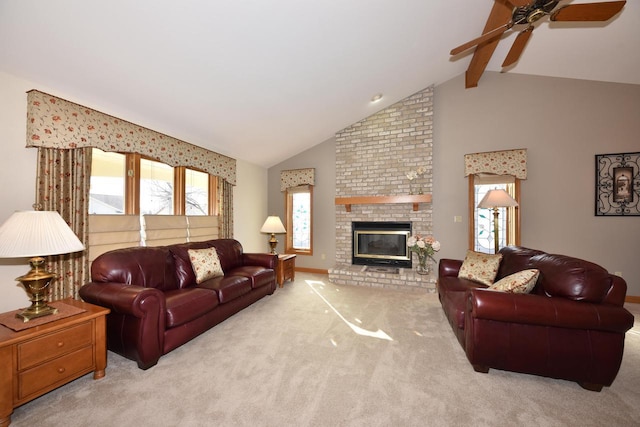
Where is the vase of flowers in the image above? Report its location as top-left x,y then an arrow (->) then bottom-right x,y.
406,170 -> 418,195
407,234 -> 441,275
406,167 -> 427,195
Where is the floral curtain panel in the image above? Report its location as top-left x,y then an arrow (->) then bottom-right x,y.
26,90 -> 237,185
218,179 -> 233,238
36,147 -> 92,301
280,168 -> 315,191
464,149 -> 527,180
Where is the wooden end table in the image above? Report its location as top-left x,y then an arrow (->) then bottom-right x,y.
0,298 -> 109,427
277,253 -> 296,287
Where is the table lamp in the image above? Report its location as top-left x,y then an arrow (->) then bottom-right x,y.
260,216 -> 286,254
0,210 -> 85,321
477,189 -> 518,254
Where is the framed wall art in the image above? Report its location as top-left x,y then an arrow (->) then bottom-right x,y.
595,152 -> 640,216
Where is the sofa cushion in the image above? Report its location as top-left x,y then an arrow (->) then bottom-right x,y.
171,239 -> 247,288
497,246 -> 546,280
208,239 -> 245,271
188,247 -> 224,283
228,266 -> 275,289
458,250 -> 502,286
91,246 -> 179,291
438,275 -> 487,293
489,269 -> 539,294
164,288 -> 220,328
529,254 -> 612,303
170,241 -> 214,288
196,275 -> 252,304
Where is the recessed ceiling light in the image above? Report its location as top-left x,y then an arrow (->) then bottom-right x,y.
370,93 -> 383,103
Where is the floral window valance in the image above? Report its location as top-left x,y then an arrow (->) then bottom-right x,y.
280,168 -> 315,191
25,90 -> 236,185
464,149 -> 527,180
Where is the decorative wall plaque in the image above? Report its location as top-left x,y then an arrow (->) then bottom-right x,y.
595,152 -> 639,216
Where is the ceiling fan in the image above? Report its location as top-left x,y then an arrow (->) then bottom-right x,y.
451,0 -> 627,88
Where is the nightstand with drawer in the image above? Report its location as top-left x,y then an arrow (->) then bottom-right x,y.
277,253 -> 296,287
0,299 -> 109,427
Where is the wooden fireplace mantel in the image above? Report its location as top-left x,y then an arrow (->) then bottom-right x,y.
335,195 -> 432,212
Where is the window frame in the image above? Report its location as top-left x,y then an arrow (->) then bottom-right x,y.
139,155 -> 176,215
88,149 -> 127,215
285,185 -> 313,256
182,167 -> 205,215
91,148 -> 217,216
468,174 -> 521,252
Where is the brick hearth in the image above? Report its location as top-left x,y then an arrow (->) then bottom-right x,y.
329,86 -> 436,291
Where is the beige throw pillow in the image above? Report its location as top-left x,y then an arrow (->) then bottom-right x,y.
458,250 -> 502,286
489,269 -> 540,294
188,247 -> 224,284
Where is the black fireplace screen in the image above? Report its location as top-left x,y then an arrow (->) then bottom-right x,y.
352,222 -> 411,268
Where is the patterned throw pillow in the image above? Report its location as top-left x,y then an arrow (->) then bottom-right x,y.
457,250 -> 503,286
188,247 -> 224,284
489,269 -> 540,294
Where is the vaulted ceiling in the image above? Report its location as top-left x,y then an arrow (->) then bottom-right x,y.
1,0 -> 638,167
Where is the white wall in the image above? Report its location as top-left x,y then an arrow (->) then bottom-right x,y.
0,71 -> 268,312
233,159 -> 269,253
434,72 -> 640,296
0,71 -> 40,312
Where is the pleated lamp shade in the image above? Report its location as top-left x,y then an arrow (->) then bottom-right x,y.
260,216 -> 286,234
0,211 -> 85,258
477,189 -> 518,209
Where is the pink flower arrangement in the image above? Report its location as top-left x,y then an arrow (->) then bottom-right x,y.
407,235 -> 441,257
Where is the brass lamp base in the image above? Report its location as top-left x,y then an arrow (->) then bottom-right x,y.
15,256 -> 58,322
268,233 -> 279,254
16,302 -> 58,322
492,208 -> 500,255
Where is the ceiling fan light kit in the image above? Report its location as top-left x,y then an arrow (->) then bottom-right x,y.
451,0 -> 627,88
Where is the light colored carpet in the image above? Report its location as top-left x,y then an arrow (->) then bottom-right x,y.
11,273 -> 640,427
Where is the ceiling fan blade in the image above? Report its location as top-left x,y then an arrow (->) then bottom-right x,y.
550,1 -> 626,21
465,0 -> 514,88
506,0 -> 530,6
450,23 -> 511,56
502,27 -> 533,67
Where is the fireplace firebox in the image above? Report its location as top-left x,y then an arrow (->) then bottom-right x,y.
352,221 -> 412,268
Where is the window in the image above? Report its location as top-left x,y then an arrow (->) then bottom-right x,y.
185,168 -> 209,215
469,175 -> 520,253
285,186 -> 313,255
89,148 -> 216,216
140,158 -> 174,215
89,150 -> 125,214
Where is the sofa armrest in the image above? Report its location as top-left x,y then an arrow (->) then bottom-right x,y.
79,282 -> 166,369
439,259 -> 463,278
79,282 -> 166,318
243,253 -> 277,269
468,289 -> 634,334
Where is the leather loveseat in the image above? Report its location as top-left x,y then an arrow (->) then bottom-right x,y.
437,246 -> 634,391
79,239 -> 276,369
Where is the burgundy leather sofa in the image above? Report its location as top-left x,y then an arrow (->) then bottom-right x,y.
79,239 -> 276,369
437,246 -> 634,391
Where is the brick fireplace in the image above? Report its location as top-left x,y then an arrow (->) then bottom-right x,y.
329,86 -> 436,291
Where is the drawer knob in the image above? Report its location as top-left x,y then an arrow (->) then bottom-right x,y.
57,341 -> 64,348
57,367 -> 66,374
